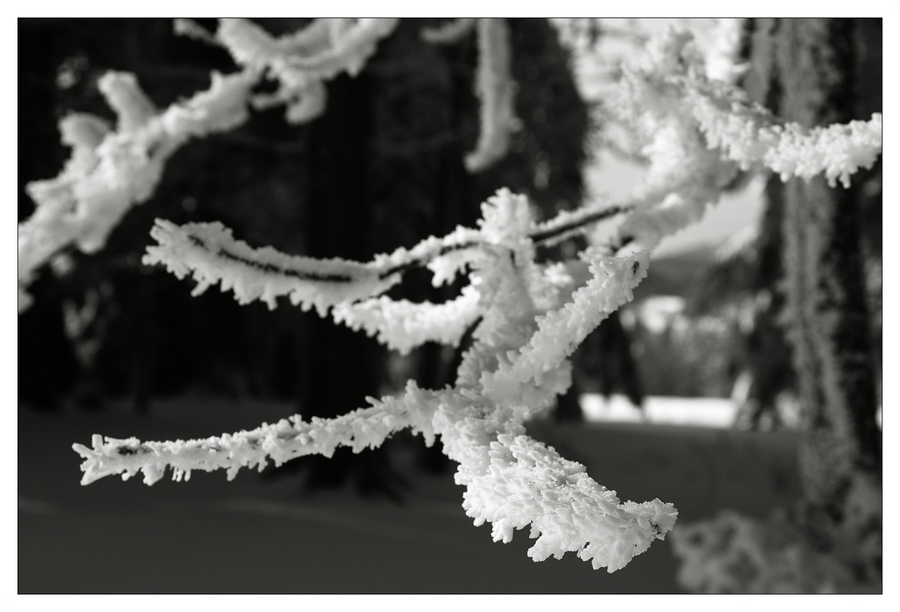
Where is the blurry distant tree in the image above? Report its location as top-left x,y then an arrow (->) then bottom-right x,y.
672,19 -> 881,593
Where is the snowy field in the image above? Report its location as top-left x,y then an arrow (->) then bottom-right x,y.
580,394 -> 739,428
19,395 -> 802,593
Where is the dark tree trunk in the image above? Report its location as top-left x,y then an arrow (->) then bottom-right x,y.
297,72 -> 403,499
771,19 -> 881,574
737,25 -> 796,427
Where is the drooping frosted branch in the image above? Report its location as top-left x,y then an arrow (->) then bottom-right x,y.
448,426 -> 678,572
140,189 -> 633,317
74,367 -> 678,574
142,219 -> 404,315
465,19 -> 515,172
73,379 -> 442,486
443,243 -> 674,572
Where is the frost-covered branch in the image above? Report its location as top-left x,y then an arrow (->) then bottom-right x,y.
140,189 -> 632,316
19,19 -> 402,313
141,219 -> 404,315
77,189 -> 678,573
452,429 -> 677,571
481,248 -> 649,409
687,85 -> 882,187
215,18 -> 398,125
19,69 -> 258,311
465,19 -> 515,172
73,379 -> 441,486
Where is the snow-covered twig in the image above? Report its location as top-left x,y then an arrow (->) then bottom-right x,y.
142,219 -> 403,315
687,85 -> 882,187
73,379 -> 441,486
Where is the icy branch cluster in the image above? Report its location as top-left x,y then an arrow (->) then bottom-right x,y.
20,18 -> 527,311
19,69 -> 257,311
18,19 -> 399,311
77,189 -> 678,573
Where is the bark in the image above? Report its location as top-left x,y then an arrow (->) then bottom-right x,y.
772,19 -> 881,567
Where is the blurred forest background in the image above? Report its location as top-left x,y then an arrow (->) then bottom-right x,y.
18,18 -> 882,493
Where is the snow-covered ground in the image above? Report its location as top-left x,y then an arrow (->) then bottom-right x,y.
580,393 -> 739,428
19,395 -> 805,593
582,393 -> 882,430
